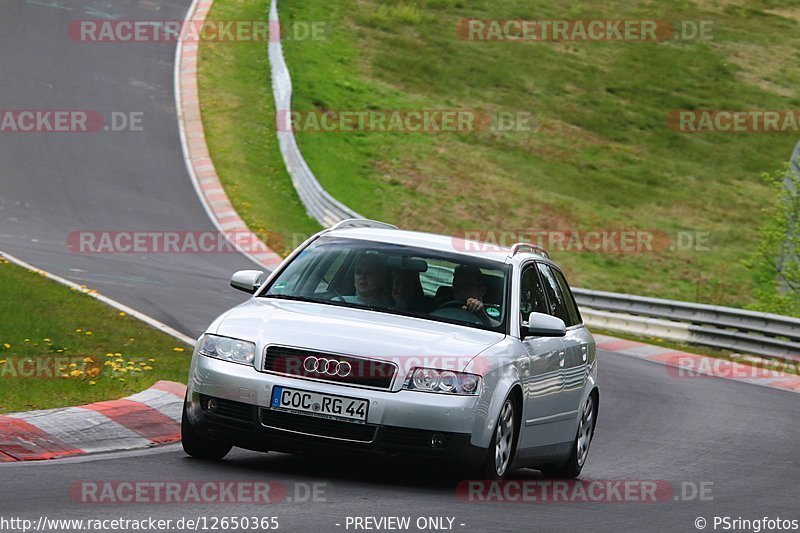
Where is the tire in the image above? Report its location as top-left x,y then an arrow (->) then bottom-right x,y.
478,396 -> 517,480
541,394 -> 595,479
181,400 -> 232,460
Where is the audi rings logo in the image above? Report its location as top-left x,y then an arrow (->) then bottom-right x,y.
303,356 -> 352,377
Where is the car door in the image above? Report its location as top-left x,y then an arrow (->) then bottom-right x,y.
516,262 -> 568,449
536,262 -> 586,444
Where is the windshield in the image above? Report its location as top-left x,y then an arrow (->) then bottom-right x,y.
261,237 -> 509,333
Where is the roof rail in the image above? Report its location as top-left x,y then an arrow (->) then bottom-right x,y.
509,242 -> 550,259
328,218 -> 398,231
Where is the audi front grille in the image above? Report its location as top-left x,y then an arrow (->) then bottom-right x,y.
262,345 -> 397,390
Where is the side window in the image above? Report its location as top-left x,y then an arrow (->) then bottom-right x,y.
519,265 -> 548,323
552,268 -> 582,326
536,263 -> 574,326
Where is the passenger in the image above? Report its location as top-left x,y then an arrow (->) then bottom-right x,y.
341,254 -> 391,307
391,269 -> 425,312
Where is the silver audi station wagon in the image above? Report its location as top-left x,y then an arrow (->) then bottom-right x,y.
182,219 -> 598,479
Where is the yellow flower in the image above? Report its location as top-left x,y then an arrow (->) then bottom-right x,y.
85,331 -> 93,336
43,338 -> 51,342
69,369 -> 83,377
69,363 -> 77,368
118,378 -> 125,382
105,353 -> 114,357
89,381 -> 96,385
114,352 -> 122,357
57,349 -> 63,353
87,368 -> 101,377
132,368 -> 142,372
115,358 -> 124,363
24,339 -> 30,343
143,366 -> 153,371
83,357 -> 94,363
118,368 -> 128,373
173,347 -> 185,352
0,360 -> 6,365
104,361 -> 114,366
148,358 -> 155,362
119,312 -> 126,317
139,362 -> 146,366
75,329 -> 82,333
2,343 -> 9,349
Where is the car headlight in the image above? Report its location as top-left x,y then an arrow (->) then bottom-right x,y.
403,367 -> 481,395
198,334 -> 256,365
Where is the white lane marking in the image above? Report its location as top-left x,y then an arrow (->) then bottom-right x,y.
173,0 -> 276,272
25,0 -> 73,11
0,249 -> 196,346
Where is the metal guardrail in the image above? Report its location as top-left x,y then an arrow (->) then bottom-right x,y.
574,288 -> 800,362
267,0 -> 800,362
268,0 -> 362,227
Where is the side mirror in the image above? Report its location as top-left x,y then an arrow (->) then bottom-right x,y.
230,270 -> 266,294
524,312 -> 566,338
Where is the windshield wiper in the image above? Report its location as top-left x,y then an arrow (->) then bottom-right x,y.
262,294 -> 323,304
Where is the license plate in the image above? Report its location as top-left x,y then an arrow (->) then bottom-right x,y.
270,386 -> 368,424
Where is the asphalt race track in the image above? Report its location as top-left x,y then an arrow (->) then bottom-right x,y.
0,0 -> 254,336
2,350 -> 798,531
0,1 -> 797,532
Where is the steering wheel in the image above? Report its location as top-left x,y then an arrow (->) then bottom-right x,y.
433,300 -> 491,327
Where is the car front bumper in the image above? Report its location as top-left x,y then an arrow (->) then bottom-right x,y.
185,354 -> 488,466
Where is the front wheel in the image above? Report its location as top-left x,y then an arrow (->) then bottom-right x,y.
541,394 -> 595,479
181,400 -> 232,460
478,397 -> 516,480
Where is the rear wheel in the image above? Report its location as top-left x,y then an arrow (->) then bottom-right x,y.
541,394 -> 595,479
478,397 -> 516,480
181,400 -> 232,460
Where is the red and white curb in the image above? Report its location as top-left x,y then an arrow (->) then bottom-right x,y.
175,0 -> 283,270
0,381 -> 186,462
595,334 -> 800,394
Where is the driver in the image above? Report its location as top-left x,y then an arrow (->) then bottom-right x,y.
452,265 -> 487,314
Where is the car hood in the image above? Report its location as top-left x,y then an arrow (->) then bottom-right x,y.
213,298 -> 505,370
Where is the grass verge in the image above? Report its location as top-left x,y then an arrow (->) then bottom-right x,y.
0,258 -> 191,414
197,0 -> 321,255
198,0 -> 800,309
